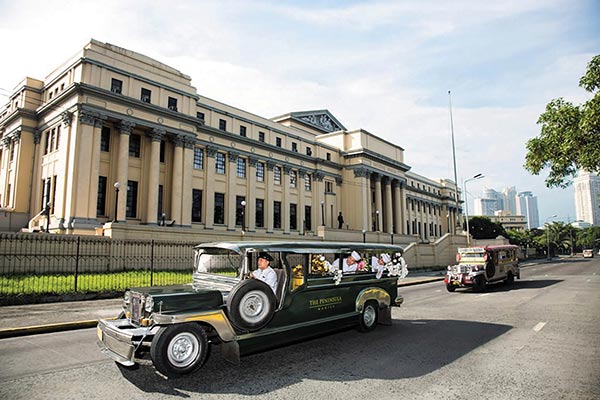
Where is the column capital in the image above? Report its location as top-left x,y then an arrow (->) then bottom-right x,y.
79,109 -> 96,126
353,167 -> 371,178
61,111 -> 73,127
283,165 -> 292,174
182,136 -> 196,149
205,145 -> 217,158
313,171 -> 324,181
149,128 -> 166,142
33,129 -> 41,144
118,120 -> 136,135
248,156 -> 258,167
266,161 -> 276,171
228,151 -> 239,162
335,176 -> 343,185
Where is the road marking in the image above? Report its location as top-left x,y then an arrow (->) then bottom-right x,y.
533,322 -> 547,333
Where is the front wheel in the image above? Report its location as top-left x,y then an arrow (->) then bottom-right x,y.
359,301 -> 379,332
472,275 -> 487,292
446,284 -> 456,292
150,323 -> 209,378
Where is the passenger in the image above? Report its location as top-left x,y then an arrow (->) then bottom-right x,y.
250,252 -> 278,293
332,250 -> 362,273
371,253 -> 391,270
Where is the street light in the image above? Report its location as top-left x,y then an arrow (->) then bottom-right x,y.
320,200 -> 325,226
545,214 -> 558,260
376,210 -> 380,232
362,229 -> 366,243
241,200 -> 246,233
113,182 -> 120,223
463,173 -> 484,246
161,213 -> 166,226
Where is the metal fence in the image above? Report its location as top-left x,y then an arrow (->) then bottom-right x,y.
0,233 -> 198,302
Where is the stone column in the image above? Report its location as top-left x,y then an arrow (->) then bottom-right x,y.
204,146 -> 217,229
393,181 -> 402,235
400,183 -> 408,234
384,177 -> 393,234
145,129 -> 164,225
374,174 -> 383,232
247,157 -> 258,231
298,169 -> 306,234
171,137 -> 183,226
313,171 -> 324,226
354,168 -> 371,232
266,161 -> 275,232
181,138 -> 194,226
283,166 -> 291,234
116,120 -> 134,222
227,151 -> 239,231
86,116 -> 106,220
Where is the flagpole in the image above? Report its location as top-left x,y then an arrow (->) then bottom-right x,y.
448,90 -> 460,233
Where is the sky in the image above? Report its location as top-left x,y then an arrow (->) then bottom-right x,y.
1,0 -> 598,226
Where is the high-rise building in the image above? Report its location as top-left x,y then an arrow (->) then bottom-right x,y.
516,191 -> 540,229
502,186 -> 517,215
574,171 -> 600,226
474,197 -> 500,216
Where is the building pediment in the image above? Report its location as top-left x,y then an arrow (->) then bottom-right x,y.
272,110 -> 346,134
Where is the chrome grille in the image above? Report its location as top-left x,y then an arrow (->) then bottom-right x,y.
130,292 -> 142,323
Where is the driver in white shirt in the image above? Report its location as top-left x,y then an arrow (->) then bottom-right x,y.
250,252 -> 278,293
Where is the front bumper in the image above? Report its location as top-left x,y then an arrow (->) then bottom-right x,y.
97,319 -> 157,366
444,272 -> 483,287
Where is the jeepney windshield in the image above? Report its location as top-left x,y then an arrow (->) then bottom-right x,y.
459,251 -> 485,262
194,248 -> 242,277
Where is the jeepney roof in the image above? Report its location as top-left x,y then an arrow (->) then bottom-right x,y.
194,241 -> 404,255
458,245 -> 519,253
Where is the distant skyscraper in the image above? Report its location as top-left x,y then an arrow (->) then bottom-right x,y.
574,171 -> 600,226
502,186 -> 517,215
516,191 -> 540,229
474,196 -> 500,216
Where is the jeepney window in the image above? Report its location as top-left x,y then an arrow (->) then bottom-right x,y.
286,253 -> 307,292
337,252 -> 371,274
195,249 -> 241,277
309,253 -> 336,277
498,251 -> 507,261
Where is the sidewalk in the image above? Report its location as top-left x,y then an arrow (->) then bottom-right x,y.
0,275 -> 444,339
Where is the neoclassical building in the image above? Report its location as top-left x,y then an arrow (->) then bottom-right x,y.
0,40 -> 461,243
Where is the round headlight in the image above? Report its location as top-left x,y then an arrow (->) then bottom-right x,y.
123,290 -> 131,305
144,295 -> 154,313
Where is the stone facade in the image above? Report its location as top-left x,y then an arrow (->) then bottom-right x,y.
0,40 -> 462,243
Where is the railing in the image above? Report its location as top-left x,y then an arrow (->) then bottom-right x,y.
0,233 -> 197,303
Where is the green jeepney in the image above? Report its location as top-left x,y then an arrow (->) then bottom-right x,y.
97,241 -> 407,377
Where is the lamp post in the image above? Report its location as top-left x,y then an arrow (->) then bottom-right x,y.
362,229 -> 366,243
161,213 -> 166,226
320,200 -> 325,226
376,210 -> 380,232
113,182 -> 120,223
545,214 -> 558,260
241,200 -> 246,233
463,173 -> 484,246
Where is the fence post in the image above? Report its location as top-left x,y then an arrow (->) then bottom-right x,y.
74,236 -> 81,292
150,239 -> 154,287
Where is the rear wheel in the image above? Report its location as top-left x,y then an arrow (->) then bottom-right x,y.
504,271 -> 515,285
359,301 -> 379,332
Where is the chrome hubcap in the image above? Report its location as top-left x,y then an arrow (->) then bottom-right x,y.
167,332 -> 199,368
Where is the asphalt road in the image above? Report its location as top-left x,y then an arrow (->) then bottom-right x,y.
0,258 -> 599,400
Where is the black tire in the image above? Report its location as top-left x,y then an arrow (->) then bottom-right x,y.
504,271 -> 515,285
227,279 -> 276,332
473,275 -> 487,292
150,323 -> 209,378
446,284 -> 456,292
485,261 -> 495,279
359,301 -> 379,332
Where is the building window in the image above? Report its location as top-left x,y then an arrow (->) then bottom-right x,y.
258,131 -> 265,142
290,203 -> 297,230
256,162 -> 264,182
159,140 -> 165,163
304,173 -> 312,191
275,137 -> 282,147
100,127 -> 110,152
305,205 -> 312,231
43,131 -> 50,155
193,148 -> 204,169
240,126 -> 247,137
256,199 -> 264,228
126,180 -> 138,218
219,119 -> 227,131
291,142 -> 298,152
168,97 -> 178,112
214,193 -> 225,224
274,166 -> 281,185
97,176 -> 107,216
325,181 -> 333,193
55,125 -> 61,151
216,153 -> 226,174
129,134 -> 141,158
326,152 -> 331,161
306,147 -> 312,156
273,201 -> 281,229
197,112 -> 205,121
289,170 -> 297,188
111,78 -> 122,94
236,158 -> 246,178
141,88 -> 151,103
235,196 -> 246,226
192,189 -> 203,222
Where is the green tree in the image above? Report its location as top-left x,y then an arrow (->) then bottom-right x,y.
466,216 -> 506,240
525,55 -> 600,188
